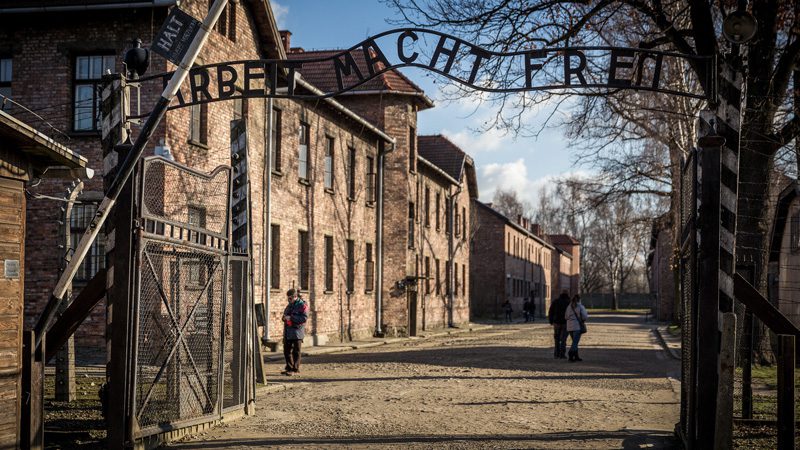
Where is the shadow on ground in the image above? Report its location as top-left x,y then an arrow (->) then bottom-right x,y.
169,429 -> 679,449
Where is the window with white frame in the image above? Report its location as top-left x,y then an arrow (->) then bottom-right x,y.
74,54 -> 115,131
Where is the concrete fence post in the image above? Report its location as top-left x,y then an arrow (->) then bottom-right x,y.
715,312 -> 736,450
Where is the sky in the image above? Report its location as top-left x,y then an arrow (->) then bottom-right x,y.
274,0 -> 582,207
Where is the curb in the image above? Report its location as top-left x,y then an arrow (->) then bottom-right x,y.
262,324 -> 494,363
653,327 -> 681,360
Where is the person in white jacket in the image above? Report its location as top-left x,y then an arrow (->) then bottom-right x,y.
564,294 -> 588,362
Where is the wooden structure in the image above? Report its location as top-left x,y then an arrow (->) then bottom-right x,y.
0,109 -> 87,448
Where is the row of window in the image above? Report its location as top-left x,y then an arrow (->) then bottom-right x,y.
269,109 -> 377,202
417,255 -> 467,297
507,232 -> 549,268
269,225 -> 374,294
408,193 -> 468,248
508,279 -> 548,299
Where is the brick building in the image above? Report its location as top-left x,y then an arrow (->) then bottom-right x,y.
2,0 -> 480,353
0,0 -> 405,353
289,45 -> 479,335
470,201 -> 555,318
548,234 -> 581,298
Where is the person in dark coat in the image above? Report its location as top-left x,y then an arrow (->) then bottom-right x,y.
548,291 -> 571,359
501,298 -> 513,323
523,299 -> 531,322
282,289 -> 309,375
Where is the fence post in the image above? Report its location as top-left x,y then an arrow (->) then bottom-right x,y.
715,312 -> 736,450
20,330 -> 44,449
696,141 -> 722,449
742,309 -> 754,419
101,74 -> 133,448
778,334 -> 795,450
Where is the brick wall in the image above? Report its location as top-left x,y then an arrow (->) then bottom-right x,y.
470,203 -> 553,318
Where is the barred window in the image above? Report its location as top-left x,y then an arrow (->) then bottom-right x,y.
424,187 -> 431,227
271,108 -> 282,172
365,243 -> 374,292
70,203 -> 105,282
425,256 -> 430,294
324,136 -> 334,190
408,126 -> 416,172
346,239 -> 355,293
298,122 -> 310,180
408,202 -> 415,248
454,262 -> 459,297
435,258 -> 440,294
366,156 -> 376,205
270,224 -> 280,289
435,192 -> 441,230
298,230 -> 310,290
348,147 -> 357,200
324,235 -> 334,291
462,263 -> 466,296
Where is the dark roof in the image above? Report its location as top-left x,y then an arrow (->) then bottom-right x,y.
548,234 -> 580,246
418,135 -> 465,181
0,110 -> 87,169
287,49 -> 433,108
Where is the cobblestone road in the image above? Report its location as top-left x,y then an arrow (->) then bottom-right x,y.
171,312 -> 680,449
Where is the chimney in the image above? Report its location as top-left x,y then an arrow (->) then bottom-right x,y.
531,223 -> 542,237
280,30 -> 292,53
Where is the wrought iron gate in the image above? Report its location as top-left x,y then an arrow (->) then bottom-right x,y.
125,156 -> 244,440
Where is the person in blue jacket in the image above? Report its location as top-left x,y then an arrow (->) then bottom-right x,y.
282,289 -> 309,375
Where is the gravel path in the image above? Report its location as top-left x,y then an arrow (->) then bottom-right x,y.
170,313 -> 680,449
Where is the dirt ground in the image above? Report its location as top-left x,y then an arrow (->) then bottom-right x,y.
170,313 -> 680,449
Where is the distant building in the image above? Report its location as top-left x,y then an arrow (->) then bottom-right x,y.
647,214 -> 676,322
768,181 -> 800,327
470,201 -> 556,318
548,234 -> 581,298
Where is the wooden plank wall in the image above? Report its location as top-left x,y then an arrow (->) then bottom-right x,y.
0,176 -> 24,448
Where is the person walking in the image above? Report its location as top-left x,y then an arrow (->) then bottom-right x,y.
523,298 -> 531,322
502,299 -> 513,323
565,294 -> 589,362
529,295 -> 536,322
548,291 -> 570,359
282,288 -> 309,375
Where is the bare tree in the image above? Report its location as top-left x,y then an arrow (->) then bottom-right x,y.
386,0 -> 800,295
491,187 -> 527,220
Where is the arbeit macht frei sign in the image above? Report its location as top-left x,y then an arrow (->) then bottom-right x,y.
137,28 -> 711,113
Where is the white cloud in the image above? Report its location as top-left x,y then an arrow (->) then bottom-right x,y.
272,1 -> 289,29
479,160 -> 593,209
480,159 -> 537,206
441,127 -> 507,153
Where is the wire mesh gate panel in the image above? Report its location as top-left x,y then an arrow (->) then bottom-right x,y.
679,149 -> 698,446
126,157 -> 241,440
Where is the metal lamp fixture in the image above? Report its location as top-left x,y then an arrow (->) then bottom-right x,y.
722,1 -> 757,44
124,38 -> 150,78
